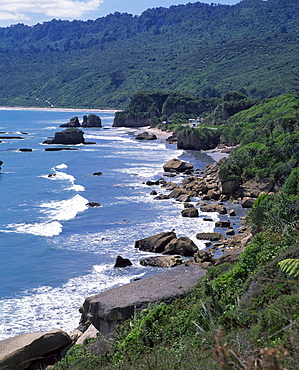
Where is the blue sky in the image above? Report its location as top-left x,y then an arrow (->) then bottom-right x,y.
0,0 -> 240,28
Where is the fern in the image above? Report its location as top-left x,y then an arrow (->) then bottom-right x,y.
278,259 -> 299,277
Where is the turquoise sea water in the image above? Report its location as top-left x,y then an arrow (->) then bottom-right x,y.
0,108 -> 218,340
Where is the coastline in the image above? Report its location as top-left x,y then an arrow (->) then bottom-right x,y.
132,125 -> 230,161
0,106 -> 118,113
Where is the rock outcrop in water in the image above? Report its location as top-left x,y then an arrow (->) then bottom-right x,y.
60,114 -> 102,128
43,128 -> 85,145
163,158 -> 193,173
134,231 -> 199,256
60,116 -> 81,128
135,131 -> 157,140
82,114 -> 102,128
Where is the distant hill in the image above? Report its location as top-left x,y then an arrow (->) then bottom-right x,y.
0,0 -> 299,109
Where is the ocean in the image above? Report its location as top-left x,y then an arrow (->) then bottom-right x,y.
0,108 -> 219,340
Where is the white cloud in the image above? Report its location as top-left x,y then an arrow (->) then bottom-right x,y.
0,0 -> 103,20
0,11 -> 29,20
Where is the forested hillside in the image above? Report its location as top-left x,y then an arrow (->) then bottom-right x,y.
0,0 -> 299,108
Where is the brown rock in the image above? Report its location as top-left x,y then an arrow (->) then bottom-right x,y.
168,188 -> 187,198
228,209 -> 236,216
241,197 -> 256,208
194,250 -> 215,264
200,204 -> 227,214
176,194 -> 191,203
134,231 -> 176,253
215,220 -> 231,228
163,158 -> 193,173
181,207 -> 199,218
163,236 -> 199,256
226,228 -> 235,236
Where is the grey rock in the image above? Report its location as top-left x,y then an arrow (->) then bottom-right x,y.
87,202 -> 101,207
43,128 -> 85,145
114,255 -> 133,268
196,232 -> 226,241
60,116 -> 80,128
79,264 -> 207,335
140,255 -> 183,268
0,329 -> 72,370
135,131 -> 157,140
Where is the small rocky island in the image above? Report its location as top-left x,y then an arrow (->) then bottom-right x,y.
43,128 -> 95,145
60,114 -> 102,128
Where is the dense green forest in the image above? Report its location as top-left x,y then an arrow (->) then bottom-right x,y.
0,0 -> 299,108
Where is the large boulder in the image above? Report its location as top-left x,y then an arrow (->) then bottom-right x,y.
114,255 -> 133,268
241,197 -> 256,208
82,114 -> 102,128
163,158 -> 193,173
0,160 -> 2,169
134,231 -> 176,253
135,132 -> 157,140
0,329 -> 72,370
168,188 -> 188,198
199,203 -> 227,214
60,116 -> 80,128
79,264 -> 207,335
220,179 -> 241,195
140,255 -> 183,268
43,128 -> 85,145
181,207 -> 199,218
163,236 -> 199,256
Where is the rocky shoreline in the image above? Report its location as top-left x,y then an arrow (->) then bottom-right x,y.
0,127 -> 267,370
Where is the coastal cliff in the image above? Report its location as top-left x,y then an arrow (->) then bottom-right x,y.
112,91 -> 217,127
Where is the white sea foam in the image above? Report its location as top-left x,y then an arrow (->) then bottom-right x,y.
0,268 -> 146,340
40,194 -> 88,221
42,169 -> 85,192
54,163 -> 68,170
5,221 -> 63,237
84,134 -> 132,142
3,195 -> 89,236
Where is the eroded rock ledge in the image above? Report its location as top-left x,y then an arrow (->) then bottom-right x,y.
79,264 -> 207,335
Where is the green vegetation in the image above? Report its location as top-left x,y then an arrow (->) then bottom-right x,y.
53,93 -> 299,369
0,0 -> 299,108
217,94 -> 299,184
